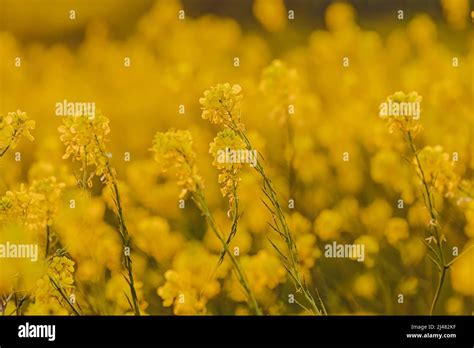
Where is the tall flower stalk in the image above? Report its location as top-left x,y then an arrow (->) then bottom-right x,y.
151,129 -> 262,315
58,113 -> 141,315
380,91 -> 470,314
199,83 -> 325,315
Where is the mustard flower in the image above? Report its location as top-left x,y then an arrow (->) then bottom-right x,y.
379,91 -> 422,137
0,110 -> 35,156
260,60 -> 298,108
58,112 -> 112,187
150,129 -> 204,198
28,256 -> 77,314
0,177 -> 65,232
199,83 -> 244,130
416,145 -> 459,198
157,243 -> 224,315
253,0 -> 287,32
209,129 -> 248,205
441,0 -> 469,30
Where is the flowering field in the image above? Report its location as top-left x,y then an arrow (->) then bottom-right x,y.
0,0 -> 473,316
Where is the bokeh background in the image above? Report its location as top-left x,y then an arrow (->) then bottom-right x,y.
0,0 -> 473,315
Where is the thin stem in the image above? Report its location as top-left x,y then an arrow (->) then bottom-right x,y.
49,276 -> 81,316
430,266 -> 447,315
14,292 -> 19,316
193,186 -> 262,315
233,124 -> 322,315
45,225 -> 50,258
0,144 -> 10,157
406,131 -> 448,315
111,178 -> 141,316
446,244 -> 474,268
93,135 -> 141,316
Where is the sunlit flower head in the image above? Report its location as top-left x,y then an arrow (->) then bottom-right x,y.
417,145 -> 459,197
199,83 -> 244,130
209,129 -> 248,205
379,91 -> 422,136
58,112 -> 112,186
0,110 -> 35,155
150,129 -> 203,197
31,256 -> 76,312
2,177 -> 66,240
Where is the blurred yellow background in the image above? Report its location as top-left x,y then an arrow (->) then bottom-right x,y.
0,0 -> 472,316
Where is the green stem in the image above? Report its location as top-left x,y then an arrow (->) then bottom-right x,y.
193,187 -> 262,315
406,131 -> 448,315
430,266 -> 447,315
234,126 -> 322,315
93,134 -> 141,316
111,179 -> 141,316
45,225 -> 50,258
0,144 -> 10,157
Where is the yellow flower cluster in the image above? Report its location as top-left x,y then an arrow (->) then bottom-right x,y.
0,110 -> 34,156
58,113 -> 112,186
227,250 -> 286,307
157,243 -> 225,314
379,91 -> 422,137
199,83 -> 244,131
0,177 -> 64,231
260,59 -> 300,122
209,129 -> 247,205
0,0 -> 472,315
151,129 -> 203,197
27,256 -> 76,315
0,223 -> 43,295
416,145 -> 459,198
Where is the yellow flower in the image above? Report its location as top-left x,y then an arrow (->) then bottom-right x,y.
407,14 -> 437,48
150,129 -> 203,198
0,184 -> 45,231
325,2 -> 357,31
417,145 -> 459,197
379,91 -> 422,137
253,0 -> 287,32
58,112 -> 112,186
199,83 -> 243,130
445,296 -> 464,315
286,212 -> 320,273
397,276 -> 418,296
0,177 -> 65,231
441,0 -> 469,30
157,242 -> 225,314
361,199 -> 393,237
400,237 -> 426,266
314,209 -> 343,241
260,60 -> 299,122
353,273 -> 377,299
25,300 -> 69,315
354,235 -> 379,267
105,273 -> 148,314
0,110 -> 35,155
370,150 -> 414,203
134,217 -> 184,264
209,129 -> 247,204
450,243 -> 474,296
461,200 -> 474,238
27,256 -> 77,314
157,270 -> 207,315
384,217 -> 409,246
0,223 -> 43,295
227,250 -> 286,303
